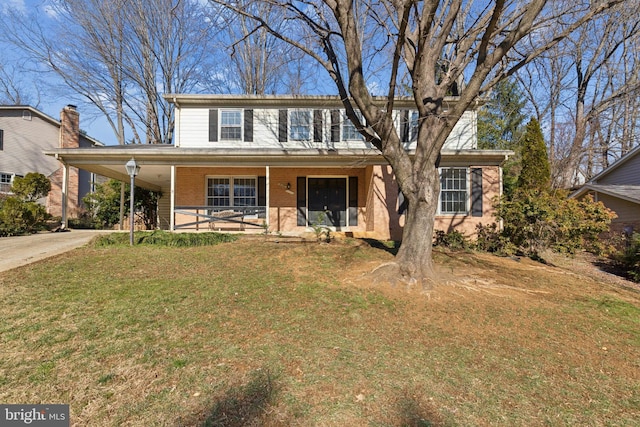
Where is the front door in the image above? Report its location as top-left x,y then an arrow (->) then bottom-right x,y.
307,178 -> 347,227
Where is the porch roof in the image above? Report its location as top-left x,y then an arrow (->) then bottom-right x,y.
44,145 -> 512,191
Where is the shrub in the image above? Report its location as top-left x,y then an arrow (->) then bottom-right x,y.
617,233 -> 640,282
497,190 -> 615,257
475,223 -> 517,256
0,197 -> 50,236
433,229 -> 470,250
92,230 -> 238,247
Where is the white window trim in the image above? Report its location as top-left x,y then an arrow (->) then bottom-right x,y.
342,110 -> 364,141
205,175 -> 258,208
289,109 -> 312,142
438,167 -> 469,215
219,109 -> 243,142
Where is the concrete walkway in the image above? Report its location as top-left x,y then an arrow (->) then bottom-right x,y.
0,230 -> 110,273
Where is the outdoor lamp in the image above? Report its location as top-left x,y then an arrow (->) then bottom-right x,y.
125,158 -> 140,245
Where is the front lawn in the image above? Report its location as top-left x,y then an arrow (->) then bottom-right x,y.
0,236 -> 638,425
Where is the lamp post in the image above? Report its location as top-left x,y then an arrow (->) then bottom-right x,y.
125,158 -> 140,245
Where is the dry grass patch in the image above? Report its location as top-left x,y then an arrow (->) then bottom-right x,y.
0,237 -> 638,426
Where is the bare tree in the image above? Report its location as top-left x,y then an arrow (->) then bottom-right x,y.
214,2 -> 315,95
0,62 -> 41,106
212,0 -> 623,288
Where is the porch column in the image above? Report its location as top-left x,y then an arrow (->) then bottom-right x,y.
170,165 -> 176,231
265,166 -> 270,227
61,162 -> 69,229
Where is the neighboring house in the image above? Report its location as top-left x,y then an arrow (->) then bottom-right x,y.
0,105 -> 102,219
570,144 -> 640,234
45,95 -> 511,239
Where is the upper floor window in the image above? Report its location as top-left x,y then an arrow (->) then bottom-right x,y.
220,110 -> 242,140
342,111 -> 364,141
440,168 -> 467,214
289,110 -> 311,141
209,109 -> 253,143
410,111 -> 419,142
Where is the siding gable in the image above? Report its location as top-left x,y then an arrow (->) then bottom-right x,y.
599,152 -> 640,185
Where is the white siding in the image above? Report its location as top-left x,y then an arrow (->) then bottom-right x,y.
176,106 -> 477,151
176,108 -> 209,148
444,111 -> 476,150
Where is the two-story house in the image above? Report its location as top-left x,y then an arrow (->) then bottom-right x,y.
0,104 -> 102,218
46,95 -> 511,239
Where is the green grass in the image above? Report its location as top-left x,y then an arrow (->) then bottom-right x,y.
0,237 -> 639,426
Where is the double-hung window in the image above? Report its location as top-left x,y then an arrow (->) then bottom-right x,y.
342,111 -> 363,141
440,168 -> 468,214
409,111 -> 419,142
220,110 -> 242,140
0,173 -> 12,193
207,177 -> 257,208
290,110 -> 311,141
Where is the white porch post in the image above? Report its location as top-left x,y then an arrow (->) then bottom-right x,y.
170,165 -> 176,231
61,162 -> 69,229
265,165 -> 270,227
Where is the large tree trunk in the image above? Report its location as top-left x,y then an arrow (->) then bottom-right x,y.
373,163 -> 440,290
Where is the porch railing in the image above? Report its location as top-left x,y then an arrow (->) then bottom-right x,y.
174,206 -> 267,231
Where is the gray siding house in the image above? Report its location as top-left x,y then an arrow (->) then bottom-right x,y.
571,144 -> 640,234
0,105 -> 102,218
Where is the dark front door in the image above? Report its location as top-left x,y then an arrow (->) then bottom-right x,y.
307,178 -> 347,227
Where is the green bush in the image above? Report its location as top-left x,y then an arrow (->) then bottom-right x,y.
618,233 -> 640,282
0,197 -> 50,236
92,230 -> 238,247
433,229 -> 470,250
497,190 -> 615,257
475,223 -> 517,256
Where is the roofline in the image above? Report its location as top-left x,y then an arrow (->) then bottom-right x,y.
0,105 -> 60,127
45,146 -> 512,167
0,104 -> 105,147
571,183 -> 640,204
582,144 -> 640,185
163,94 -> 480,110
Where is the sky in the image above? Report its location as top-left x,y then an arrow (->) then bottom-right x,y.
1,0 -> 121,145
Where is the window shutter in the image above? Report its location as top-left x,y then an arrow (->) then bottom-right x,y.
244,109 -> 253,142
208,109 -> 218,142
401,110 -> 410,142
313,110 -> 323,142
278,109 -> 288,142
471,168 -> 483,217
0,129 -> 3,151
348,176 -> 358,226
397,190 -> 408,215
297,176 -> 307,226
330,110 -> 340,143
257,176 -> 266,208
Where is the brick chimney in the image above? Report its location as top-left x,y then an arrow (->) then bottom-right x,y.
59,104 -> 80,148
48,105 -> 81,220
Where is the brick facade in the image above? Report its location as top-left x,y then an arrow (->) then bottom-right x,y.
47,106 -> 81,218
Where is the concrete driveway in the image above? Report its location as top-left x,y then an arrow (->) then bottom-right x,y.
0,230 -> 110,273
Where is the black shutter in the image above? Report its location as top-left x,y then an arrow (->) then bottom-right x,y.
208,109 -> 218,142
297,176 -> 307,226
401,110 -> 410,142
398,190 -> 408,215
0,129 -> 3,150
330,110 -> 340,143
313,110 -> 323,142
348,176 -> 358,226
257,176 -> 266,208
244,109 -> 253,142
278,109 -> 288,142
471,168 -> 483,217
